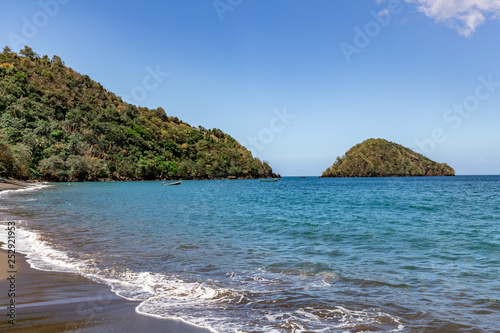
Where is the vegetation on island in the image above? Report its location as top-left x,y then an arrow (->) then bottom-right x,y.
322,138 -> 455,177
0,46 -> 277,181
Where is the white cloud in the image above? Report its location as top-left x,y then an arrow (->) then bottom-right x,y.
405,0 -> 500,36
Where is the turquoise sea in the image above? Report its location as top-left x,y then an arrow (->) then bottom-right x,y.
1,176 -> 500,332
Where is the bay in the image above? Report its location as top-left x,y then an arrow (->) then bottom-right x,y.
1,176 -> 499,332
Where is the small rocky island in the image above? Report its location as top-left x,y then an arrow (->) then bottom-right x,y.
322,138 -> 455,177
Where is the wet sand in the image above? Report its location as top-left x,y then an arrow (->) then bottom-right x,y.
0,251 -> 212,332
0,179 -> 33,192
0,181 -> 212,333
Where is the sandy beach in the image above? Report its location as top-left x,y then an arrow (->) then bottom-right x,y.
0,181 -> 212,333
0,179 -> 33,192
0,251 -> 212,332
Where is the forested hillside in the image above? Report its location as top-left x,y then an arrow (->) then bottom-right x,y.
322,138 -> 455,177
0,46 -> 276,181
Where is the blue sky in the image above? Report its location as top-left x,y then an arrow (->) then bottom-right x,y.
1,0 -> 499,176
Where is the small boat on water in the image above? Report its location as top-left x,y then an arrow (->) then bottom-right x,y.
162,181 -> 182,186
260,179 -> 280,182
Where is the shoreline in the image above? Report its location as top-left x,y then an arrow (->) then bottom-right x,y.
0,251 -> 212,332
0,179 -> 36,192
0,175 -> 281,187
0,182 -> 212,333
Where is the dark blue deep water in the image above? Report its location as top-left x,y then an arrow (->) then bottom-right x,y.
1,176 -> 500,332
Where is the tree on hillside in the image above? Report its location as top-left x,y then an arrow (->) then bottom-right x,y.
51,55 -> 65,66
19,45 -> 39,60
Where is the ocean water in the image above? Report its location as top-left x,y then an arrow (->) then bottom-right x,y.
1,176 -> 500,332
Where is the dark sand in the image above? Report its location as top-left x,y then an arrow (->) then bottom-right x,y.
0,181 -> 213,333
0,179 -> 34,192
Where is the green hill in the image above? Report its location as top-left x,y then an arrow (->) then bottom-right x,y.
0,46 -> 277,181
322,138 -> 455,177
